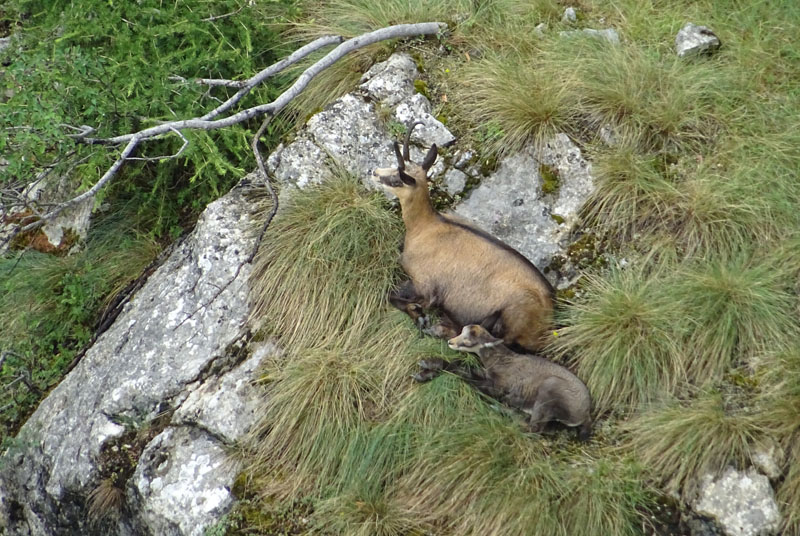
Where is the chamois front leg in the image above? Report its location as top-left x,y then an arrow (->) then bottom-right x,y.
389,280 -> 432,329
422,312 -> 460,339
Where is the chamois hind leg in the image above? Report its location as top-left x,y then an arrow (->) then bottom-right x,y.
525,378 -> 562,433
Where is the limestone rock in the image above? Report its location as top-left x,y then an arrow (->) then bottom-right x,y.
691,467 -> 780,536
0,176 -> 263,535
394,93 -> 456,148
443,169 -> 468,196
562,7 -> 577,23
359,53 -> 418,108
173,342 -> 275,443
454,133 -> 594,285
676,23 -> 721,57
268,53 -> 456,191
127,427 -> 234,536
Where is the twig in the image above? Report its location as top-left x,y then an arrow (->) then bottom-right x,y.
125,128 -> 189,162
202,6 -> 244,22
19,137 -> 140,233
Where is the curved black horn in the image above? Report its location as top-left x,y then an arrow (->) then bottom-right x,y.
393,142 -> 405,171
404,120 -> 424,161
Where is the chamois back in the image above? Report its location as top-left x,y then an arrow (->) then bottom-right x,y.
373,124 -> 554,351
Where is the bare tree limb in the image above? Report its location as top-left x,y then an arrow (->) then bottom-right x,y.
125,128 -> 189,162
9,22 -> 444,237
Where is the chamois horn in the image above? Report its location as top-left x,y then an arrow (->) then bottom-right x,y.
403,120 -> 425,161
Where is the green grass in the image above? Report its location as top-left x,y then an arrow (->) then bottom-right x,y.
672,253 -> 798,383
551,264 -> 686,412
241,0 -> 800,529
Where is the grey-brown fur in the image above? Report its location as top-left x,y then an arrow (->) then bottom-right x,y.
428,324 -> 592,439
372,123 -> 554,352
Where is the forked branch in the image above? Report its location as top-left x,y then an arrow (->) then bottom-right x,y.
9,22 -> 444,238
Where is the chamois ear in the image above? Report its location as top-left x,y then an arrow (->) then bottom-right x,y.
399,170 -> 417,186
421,144 -> 438,171
393,142 -> 405,170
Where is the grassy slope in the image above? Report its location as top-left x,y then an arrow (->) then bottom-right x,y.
238,0 -> 800,534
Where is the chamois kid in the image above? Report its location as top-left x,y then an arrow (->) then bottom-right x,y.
418,324 -> 592,440
373,124 -> 554,352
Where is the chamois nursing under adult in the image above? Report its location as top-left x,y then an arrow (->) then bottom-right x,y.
372,123 -> 554,352
418,324 -> 593,440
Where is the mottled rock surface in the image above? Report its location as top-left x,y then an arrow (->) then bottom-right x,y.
0,177 -> 272,536
455,134 -> 594,286
691,467 -> 781,536
676,23 -> 721,57
267,53 -> 452,191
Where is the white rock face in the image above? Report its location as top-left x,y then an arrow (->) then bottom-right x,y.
692,467 -> 781,536
268,53 -> 454,192
454,134 -> 594,284
676,23 -> 721,57
0,177 -> 267,536
129,427 -> 233,536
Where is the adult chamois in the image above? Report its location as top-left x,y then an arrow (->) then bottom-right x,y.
417,324 -> 592,440
373,123 -> 554,352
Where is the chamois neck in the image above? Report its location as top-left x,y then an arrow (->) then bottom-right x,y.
400,188 -> 437,231
476,345 -> 506,367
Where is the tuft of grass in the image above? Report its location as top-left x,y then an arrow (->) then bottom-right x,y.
550,264 -> 685,412
755,344 -> 800,534
248,172 -> 404,350
565,40 -> 724,152
556,453 -> 652,536
314,486 -> 427,536
777,454 -> 800,536
584,135 -> 679,238
621,390 -> 765,496
86,478 -> 125,525
454,50 -> 579,155
672,252 -> 798,383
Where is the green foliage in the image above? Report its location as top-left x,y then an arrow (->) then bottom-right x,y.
551,264 -> 685,412
1,0 -> 295,238
0,215 -> 160,439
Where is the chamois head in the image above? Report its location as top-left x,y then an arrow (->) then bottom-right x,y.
373,121 -> 438,203
448,324 -> 504,353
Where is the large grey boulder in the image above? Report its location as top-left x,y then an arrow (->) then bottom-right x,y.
676,23 -> 721,57
0,177 -> 272,535
267,53 -> 453,191
691,467 -> 781,536
454,133 -> 595,286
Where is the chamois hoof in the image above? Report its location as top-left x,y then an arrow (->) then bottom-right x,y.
418,358 -> 445,371
412,369 -> 441,383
